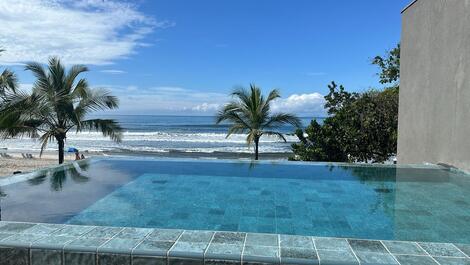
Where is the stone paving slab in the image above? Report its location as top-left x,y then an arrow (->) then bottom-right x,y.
0,221 -> 469,265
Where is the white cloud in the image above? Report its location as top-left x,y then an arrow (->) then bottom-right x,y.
100,69 -> 127,74
272,93 -> 325,115
0,0 -> 171,65
191,103 -> 221,112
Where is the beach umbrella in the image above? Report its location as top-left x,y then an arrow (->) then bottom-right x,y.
67,147 -> 78,153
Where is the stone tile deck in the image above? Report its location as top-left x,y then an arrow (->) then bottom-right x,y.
0,221 -> 469,265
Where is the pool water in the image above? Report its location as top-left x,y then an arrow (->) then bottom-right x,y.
1,158 -> 469,244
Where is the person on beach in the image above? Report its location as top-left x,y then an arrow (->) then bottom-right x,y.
75,151 -> 81,160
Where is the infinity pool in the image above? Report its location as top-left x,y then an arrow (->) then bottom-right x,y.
1,157 -> 469,244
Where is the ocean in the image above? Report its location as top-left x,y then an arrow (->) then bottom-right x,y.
0,115 -> 320,159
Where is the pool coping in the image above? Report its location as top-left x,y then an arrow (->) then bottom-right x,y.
0,221 -> 469,265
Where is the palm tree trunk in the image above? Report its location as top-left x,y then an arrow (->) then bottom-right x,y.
254,137 -> 259,160
58,138 -> 65,164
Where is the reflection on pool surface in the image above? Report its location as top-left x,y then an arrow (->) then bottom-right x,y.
0,157 -> 469,244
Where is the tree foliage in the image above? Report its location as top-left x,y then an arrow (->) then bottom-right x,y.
0,49 -> 18,96
216,84 -> 301,160
291,45 -> 400,163
0,57 -> 122,164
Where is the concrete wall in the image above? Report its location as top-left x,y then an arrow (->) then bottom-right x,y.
398,0 -> 470,171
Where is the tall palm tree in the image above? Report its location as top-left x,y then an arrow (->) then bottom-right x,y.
216,84 -> 301,160
0,49 -> 18,96
0,57 -> 122,164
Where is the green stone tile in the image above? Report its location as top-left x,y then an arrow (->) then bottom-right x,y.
147,229 -> 183,241
0,247 -> 29,265
64,251 -> 96,265
178,230 -> 214,243
418,242 -> 466,257
133,255 -> 167,265
242,245 -> 280,264
211,232 -> 246,246
205,259 -> 240,265
205,243 -> 243,261
169,241 -> 209,259
455,244 -> 470,257
115,227 -> 152,240
0,223 -> 36,233
382,241 -> 426,255
98,237 -> 142,254
434,257 -> 470,265
280,235 -> 313,249
98,253 -> 131,265
22,224 -> 63,235
394,255 -> 438,265
314,237 -> 350,251
31,235 -> 76,249
64,237 -> 109,252
169,257 -> 204,265
317,249 -> 359,265
355,251 -> 398,265
245,233 -> 278,247
348,239 -> 388,253
280,247 -> 318,265
52,225 -> 95,237
31,249 -> 62,265
82,226 -> 123,238
132,240 -> 175,256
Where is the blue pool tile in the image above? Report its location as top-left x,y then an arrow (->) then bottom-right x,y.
82,226 -> 123,238
52,225 -> 95,237
147,229 -> 183,241
393,255 -> 439,265
418,242 -> 466,257
0,223 -> 36,233
31,249 -> 62,265
132,240 -> 175,256
279,235 -> 314,249
178,230 -> 214,243
21,224 -> 63,235
348,239 -> 388,253
313,237 -> 350,251
211,232 -> 246,245
98,237 -> 142,254
205,243 -> 243,261
280,247 -> 318,265
0,233 -> 13,241
169,241 -> 209,259
242,245 -> 280,264
114,227 -> 152,240
245,233 -> 278,247
64,237 -> 109,252
354,251 -> 398,265
317,249 -> 359,265
31,235 -> 76,249
433,257 -> 470,265
455,244 -> 470,257
382,241 -> 426,255
0,233 -> 45,247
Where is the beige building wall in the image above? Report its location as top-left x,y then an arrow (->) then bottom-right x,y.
398,0 -> 470,171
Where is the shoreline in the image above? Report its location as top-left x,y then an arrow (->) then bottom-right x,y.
0,149 -> 292,177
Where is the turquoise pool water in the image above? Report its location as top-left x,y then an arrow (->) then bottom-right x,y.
1,158 -> 469,244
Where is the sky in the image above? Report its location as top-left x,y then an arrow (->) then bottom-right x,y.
0,0 -> 410,116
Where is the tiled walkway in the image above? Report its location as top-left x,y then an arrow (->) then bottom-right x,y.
0,221 -> 469,265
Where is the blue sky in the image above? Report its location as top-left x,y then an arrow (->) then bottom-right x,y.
0,0 -> 409,116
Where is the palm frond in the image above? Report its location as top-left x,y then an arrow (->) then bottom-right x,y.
79,119 -> 123,142
0,69 -> 18,94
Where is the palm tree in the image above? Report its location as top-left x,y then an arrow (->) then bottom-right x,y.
0,57 -> 122,164
216,84 -> 301,160
0,49 -> 18,96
